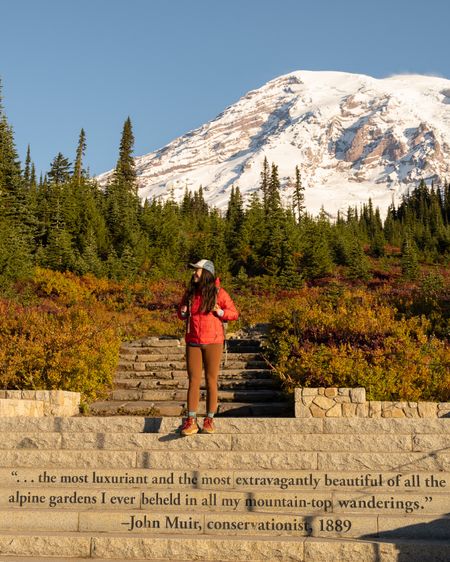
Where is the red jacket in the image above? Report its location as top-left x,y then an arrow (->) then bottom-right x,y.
177,281 -> 238,345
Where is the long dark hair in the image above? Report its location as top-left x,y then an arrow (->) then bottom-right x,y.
185,269 -> 217,313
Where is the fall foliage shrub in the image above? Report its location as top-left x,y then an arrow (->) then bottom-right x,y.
0,299 -> 120,402
265,286 -> 450,402
0,269 -> 185,402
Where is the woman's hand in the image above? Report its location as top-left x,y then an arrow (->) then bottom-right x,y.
181,305 -> 188,314
213,304 -> 224,317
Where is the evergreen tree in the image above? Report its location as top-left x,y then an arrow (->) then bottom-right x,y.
347,239 -> 370,280
401,234 -> 419,280
105,118 -> 142,255
292,165 -> 305,222
23,145 -> 32,188
114,117 -> 137,191
48,153 -> 71,185
225,186 -> 247,273
73,128 -> 87,185
243,191 -> 265,275
260,156 -> 270,213
300,219 -> 333,280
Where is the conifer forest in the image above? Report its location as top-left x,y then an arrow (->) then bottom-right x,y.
0,85 -> 449,406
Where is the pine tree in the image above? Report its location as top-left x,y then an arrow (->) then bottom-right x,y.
48,153 -> 71,185
105,118 -> 142,256
292,165 -> 305,222
225,186 -> 247,273
114,117 -> 137,191
401,234 -> 419,280
300,219 -> 333,280
23,145 -> 32,188
260,156 -> 270,213
347,239 -> 370,280
73,128 -> 87,185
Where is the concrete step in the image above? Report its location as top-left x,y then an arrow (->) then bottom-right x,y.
109,389 -> 287,403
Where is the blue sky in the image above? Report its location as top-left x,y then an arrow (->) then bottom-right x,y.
1,0 -> 450,177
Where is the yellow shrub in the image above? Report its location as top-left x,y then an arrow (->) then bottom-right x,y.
266,287 -> 450,402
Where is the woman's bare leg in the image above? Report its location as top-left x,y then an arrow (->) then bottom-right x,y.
202,343 -> 223,414
186,345 -> 203,412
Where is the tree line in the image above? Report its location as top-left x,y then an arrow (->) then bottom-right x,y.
1,83 -> 449,287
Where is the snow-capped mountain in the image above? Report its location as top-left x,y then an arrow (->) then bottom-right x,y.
97,70 -> 450,216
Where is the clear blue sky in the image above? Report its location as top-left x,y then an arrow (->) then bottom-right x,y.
1,0 -> 450,177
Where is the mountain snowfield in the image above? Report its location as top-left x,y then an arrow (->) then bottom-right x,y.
97,70 -> 450,216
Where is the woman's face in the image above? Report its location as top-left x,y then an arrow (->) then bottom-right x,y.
193,268 -> 203,283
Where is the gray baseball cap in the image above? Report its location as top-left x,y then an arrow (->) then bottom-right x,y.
189,259 -> 215,276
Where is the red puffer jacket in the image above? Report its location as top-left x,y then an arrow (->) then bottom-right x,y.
177,281 -> 239,345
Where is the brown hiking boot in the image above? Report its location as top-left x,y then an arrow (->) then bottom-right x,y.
180,416 -> 199,436
202,416 -> 216,434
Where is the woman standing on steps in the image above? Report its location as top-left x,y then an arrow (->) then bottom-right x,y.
177,259 -> 239,436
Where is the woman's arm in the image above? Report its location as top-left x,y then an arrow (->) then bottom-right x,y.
216,288 -> 239,322
177,292 -> 189,320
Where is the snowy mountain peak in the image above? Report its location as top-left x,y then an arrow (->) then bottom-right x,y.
97,70 -> 450,215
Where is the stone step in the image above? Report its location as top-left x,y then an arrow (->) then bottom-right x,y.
3,487 -> 449,516
0,431 -> 431,453
109,389 -> 287,403
118,359 -> 269,370
0,556 -> 190,562
0,417 -> 449,434
1,532 -> 448,562
117,361 -> 268,372
2,468 -> 449,492
114,369 -> 275,380
115,378 -> 281,391
89,401 -> 293,418
121,338 -> 183,348
119,352 -> 264,362
0,510 -> 449,541
0,448 -> 449,470
91,399 -> 293,418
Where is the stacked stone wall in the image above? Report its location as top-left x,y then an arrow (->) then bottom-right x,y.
295,387 -> 450,418
0,390 -> 80,417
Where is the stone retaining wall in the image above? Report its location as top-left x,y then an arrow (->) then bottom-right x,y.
295,387 -> 450,418
0,390 -> 80,417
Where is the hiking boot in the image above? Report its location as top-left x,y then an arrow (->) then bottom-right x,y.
202,416 -> 216,434
180,416 -> 199,436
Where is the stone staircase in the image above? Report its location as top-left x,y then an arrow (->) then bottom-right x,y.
0,416 -> 449,561
90,337 -> 293,417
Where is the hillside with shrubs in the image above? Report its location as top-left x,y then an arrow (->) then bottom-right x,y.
0,89 -> 448,405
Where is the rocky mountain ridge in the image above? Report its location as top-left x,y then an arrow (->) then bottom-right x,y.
97,70 -> 450,215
